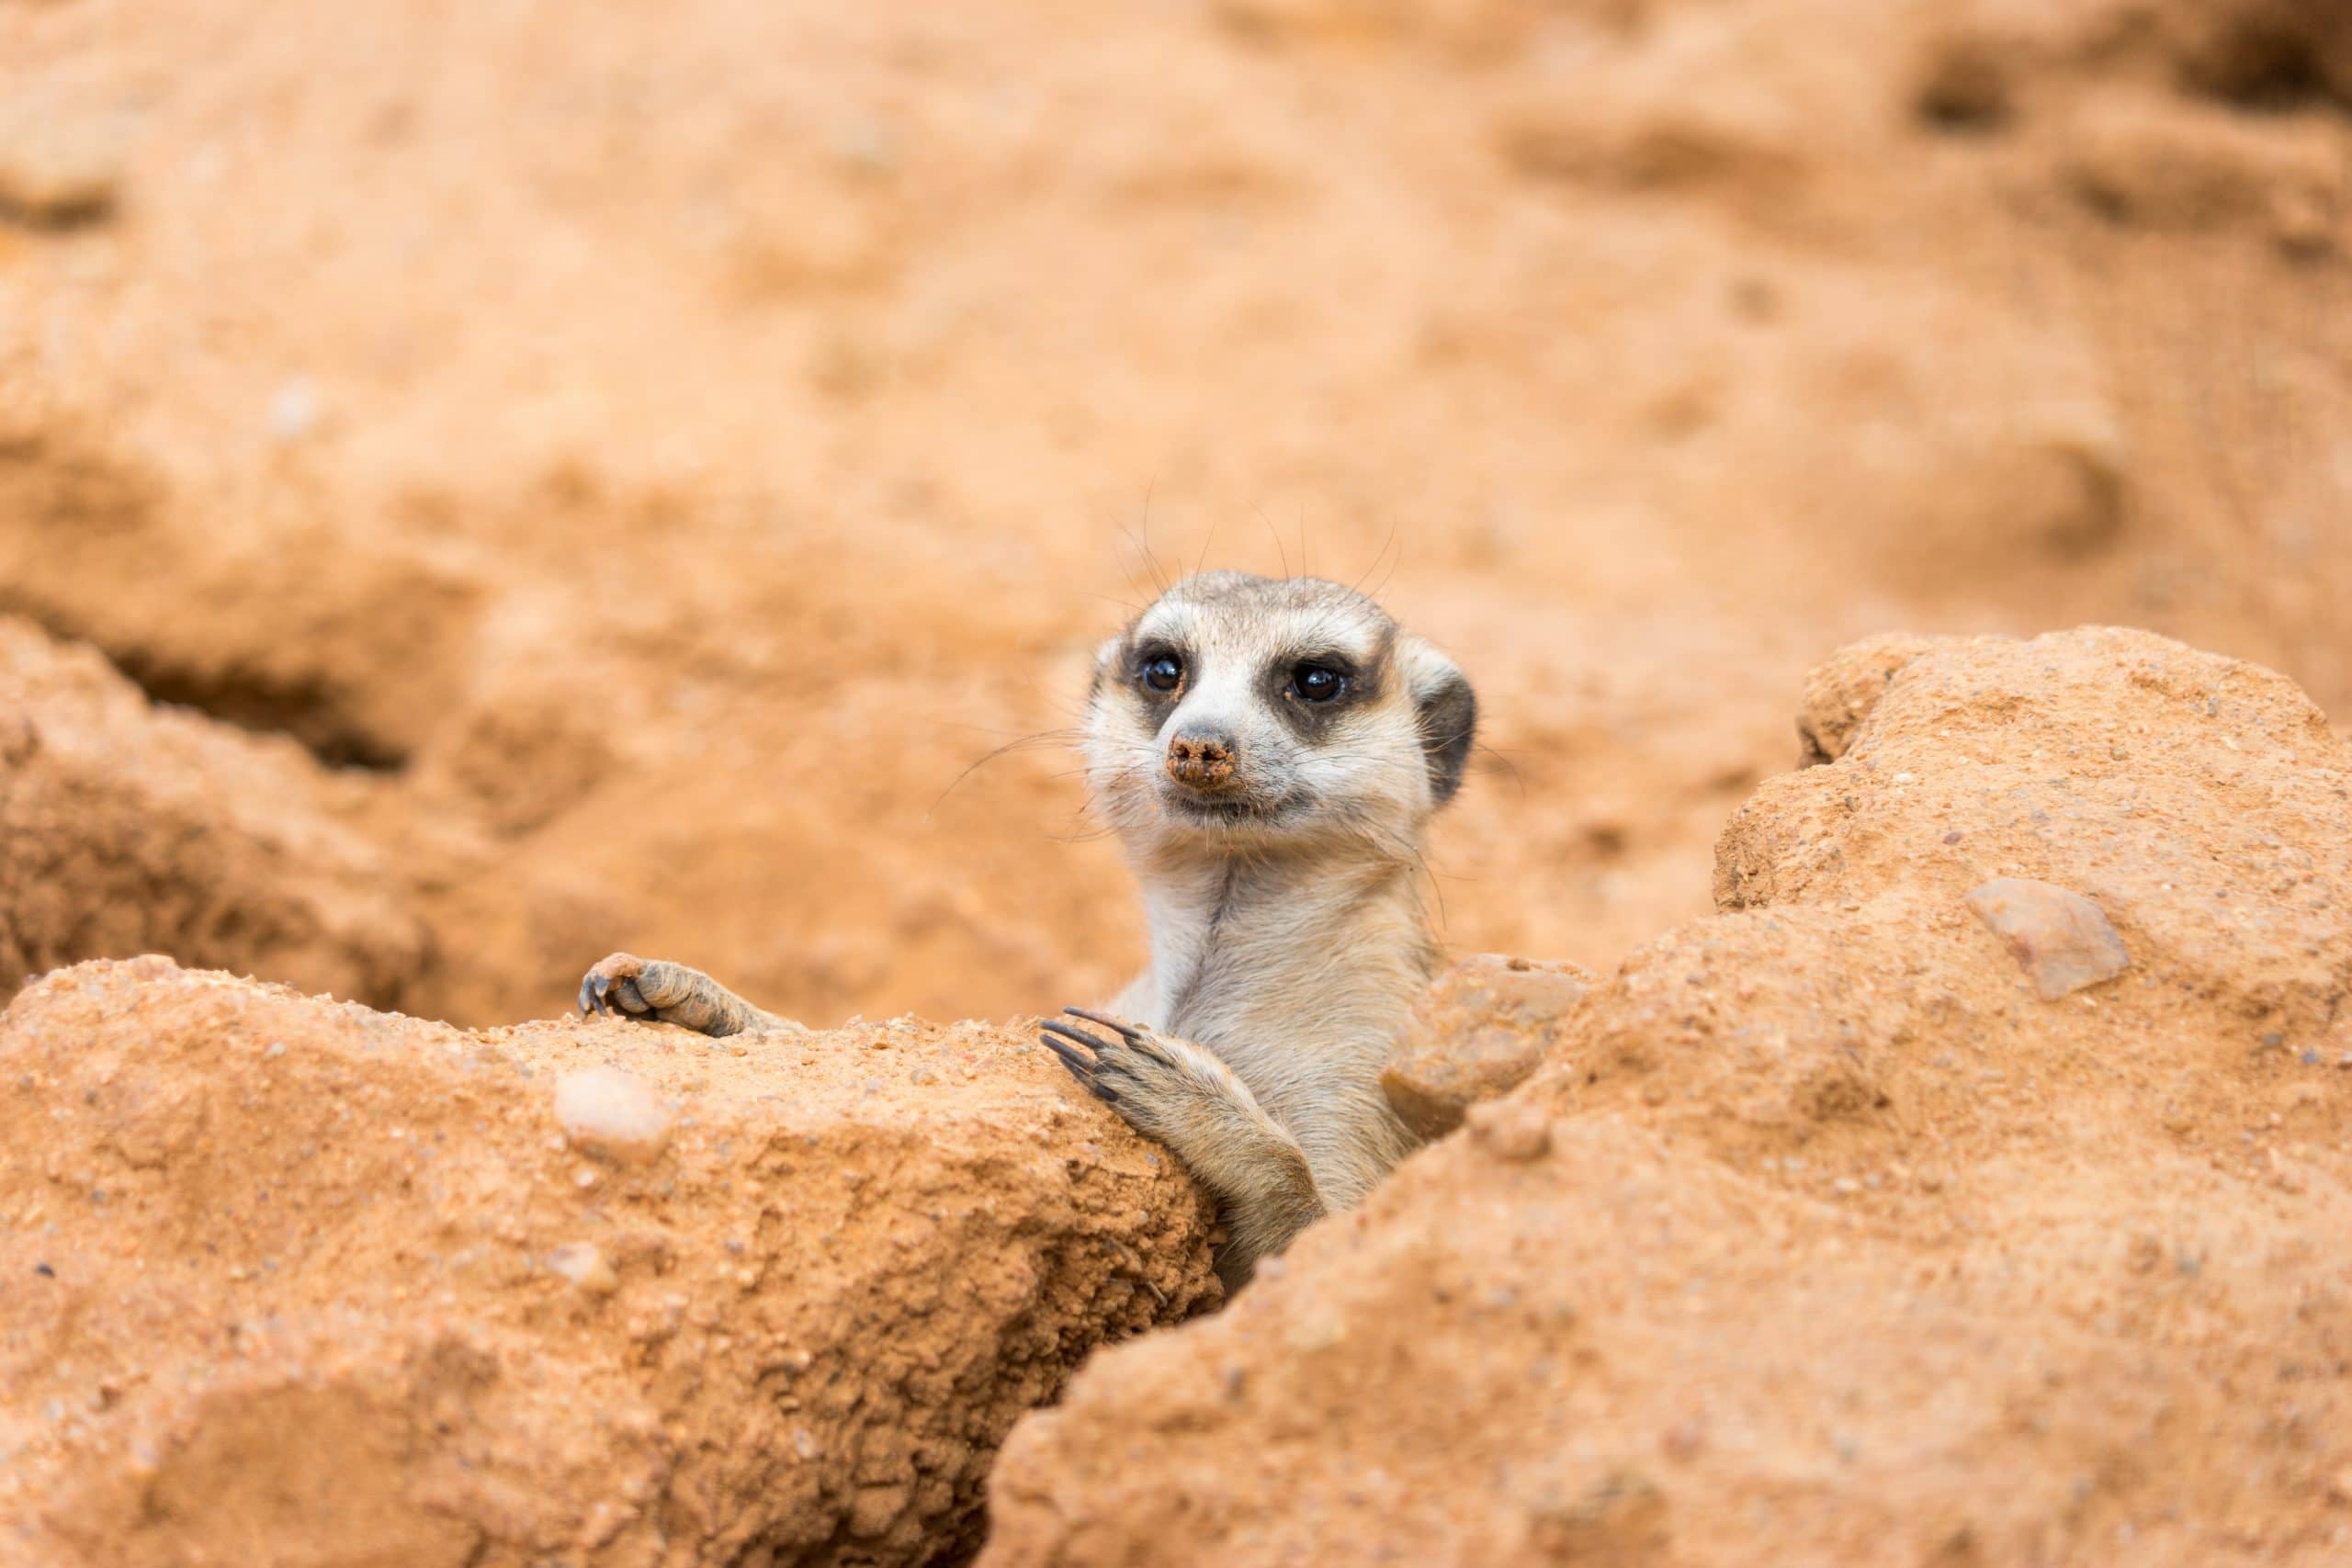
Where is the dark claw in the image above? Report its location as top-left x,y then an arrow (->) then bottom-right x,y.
1036,1026 -> 1121,1103
1064,1007 -> 1144,1043
577,977 -> 596,1017
1041,1019 -> 1116,1056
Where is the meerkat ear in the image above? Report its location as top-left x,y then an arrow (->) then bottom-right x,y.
1400,635 -> 1477,808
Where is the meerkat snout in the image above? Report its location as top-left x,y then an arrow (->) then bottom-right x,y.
1165,729 -> 1239,792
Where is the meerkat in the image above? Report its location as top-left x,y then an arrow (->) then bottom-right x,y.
579,570 -> 1476,1288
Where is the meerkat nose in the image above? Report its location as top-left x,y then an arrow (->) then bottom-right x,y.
1166,729 -> 1239,790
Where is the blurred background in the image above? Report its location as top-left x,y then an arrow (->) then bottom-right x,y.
3,0 -> 2346,1030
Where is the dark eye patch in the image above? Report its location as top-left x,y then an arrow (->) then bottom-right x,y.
1265,647 -> 1380,739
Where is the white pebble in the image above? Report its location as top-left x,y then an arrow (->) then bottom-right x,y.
268,378 -> 320,442
546,1242 -> 619,1295
554,1066 -> 673,1165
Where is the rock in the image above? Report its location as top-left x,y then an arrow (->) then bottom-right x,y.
1462,1099 -> 1551,1161
0,617 -> 430,1010
0,961 -> 1216,1565
1793,633 -> 1940,766
1715,628 -> 2346,1044
0,100 -> 123,229
982,628 -> 2352,1565
2058,97 -> 2346,236
1380,954 -> 1593,1139
1965,876 -> 2130,999
552,1065 -> 673,1164
543,1241 -> 620,1295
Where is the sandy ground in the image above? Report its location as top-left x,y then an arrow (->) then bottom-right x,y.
2,0 -> 2346,1032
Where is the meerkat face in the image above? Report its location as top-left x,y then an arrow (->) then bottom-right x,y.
1083,572 -> 1476,852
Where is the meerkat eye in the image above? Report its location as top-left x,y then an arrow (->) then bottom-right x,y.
1141,654 -> 1184,694
1291,662 -> 1346,704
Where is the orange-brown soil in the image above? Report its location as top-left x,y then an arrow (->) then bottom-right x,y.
3,0 -> 2346,1032
984,626 -> 2352,1565
0,959 -> 1214,1565
3,0 -> 2350,1561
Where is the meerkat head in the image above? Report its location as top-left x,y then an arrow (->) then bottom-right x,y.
1081,572 -> 1476,855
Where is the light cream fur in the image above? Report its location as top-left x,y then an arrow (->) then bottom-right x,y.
1066,571 -> 1476,1286
575,570 -> 1476,1290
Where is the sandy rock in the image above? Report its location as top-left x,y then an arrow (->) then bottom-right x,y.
11,0 -> 2352,1045
982,628 -> 2352,1565
1966,875 -> 2131,999
552,1065 -> 673,1165
1461,1099 -> 1552,1162
1381,954 -> 1593,1139
0,960 -> 1217,1566
0,616 -> 430,1010
2058,96 -> 2347,242
0,99 -> 123,229
1793,632 -> 1940,765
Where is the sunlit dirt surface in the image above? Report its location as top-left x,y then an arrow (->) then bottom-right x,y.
4,0 -> 2346,1028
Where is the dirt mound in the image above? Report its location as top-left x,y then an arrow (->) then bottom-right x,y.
6,0 -> 2348,1036
982,628 -> 2352,1564
0,960 -> 1216,1565
1381,953 -> 1594,1140
0,616 -> 428,1010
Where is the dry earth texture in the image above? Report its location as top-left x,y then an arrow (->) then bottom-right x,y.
4,0 -> 2351,1562
4,0 -> 2349,1028
0,959 -> 1216,1565
983,626 -> 2352,1566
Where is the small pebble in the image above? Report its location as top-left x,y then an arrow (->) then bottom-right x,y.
1965,877 -> 2130,1000
554,1066 -> 673,1165
267,379 -> 320,442
1465,1100 -> 1552,1162
546,1242 -> 619,1295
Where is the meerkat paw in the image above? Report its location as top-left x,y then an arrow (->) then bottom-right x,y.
579,952 -> 684,1021
1040,1008 -> 1170,1110
1036,1008 -> 1248,1147
1039,1008 -> 1327,1282
576,951 -> 773,1038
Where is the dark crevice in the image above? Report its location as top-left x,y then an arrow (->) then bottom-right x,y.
111,650 -> 412,773
1914,42 -> 2015,136
2180,20 -> 2344,115
0,597 -> 412,773
0,191 -> 116,233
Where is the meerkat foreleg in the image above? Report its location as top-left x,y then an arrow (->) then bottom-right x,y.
577,952 -> 794,1038
1040,1008 -> 1327,1287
